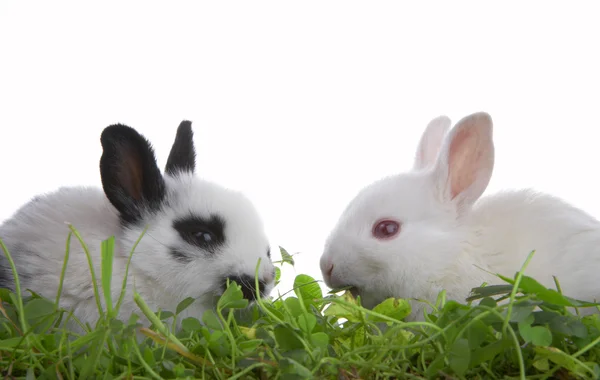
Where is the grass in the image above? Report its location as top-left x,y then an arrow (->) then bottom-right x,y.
1,228 -> 600,379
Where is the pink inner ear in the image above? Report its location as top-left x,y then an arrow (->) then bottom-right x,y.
414,117 -> 451,170
448,127 -> 482,200
120,150 -> 144,201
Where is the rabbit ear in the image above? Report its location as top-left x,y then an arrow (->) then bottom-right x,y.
431,112 -> 494,212
413,116 -> 452,170
165,120 -> 196,176
100,124 -> 166,224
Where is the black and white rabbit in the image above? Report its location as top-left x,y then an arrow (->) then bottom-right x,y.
320,112 -> 600,321
0,121 -> 276,330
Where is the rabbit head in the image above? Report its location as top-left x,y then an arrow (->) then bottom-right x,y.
319,112 -> 496,317
100,121 -> 276,312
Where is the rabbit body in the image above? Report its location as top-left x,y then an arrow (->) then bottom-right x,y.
320,112 -> 600,321
0,121 -> 276,332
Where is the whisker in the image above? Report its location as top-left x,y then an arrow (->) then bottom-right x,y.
143,232 -> 170,249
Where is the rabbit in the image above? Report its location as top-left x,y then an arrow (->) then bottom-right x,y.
319,111 -> 600,321
0,120 -> 276,333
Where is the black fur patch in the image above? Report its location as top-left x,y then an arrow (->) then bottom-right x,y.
266,247 -> 271,259
224,274 -> 266,300
99,124 -> 166,226
172,214 -> 226,257
165,120 -> 196,176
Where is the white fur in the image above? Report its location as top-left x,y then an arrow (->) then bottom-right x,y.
320,112 -> 600,321
0,131 -> 275,333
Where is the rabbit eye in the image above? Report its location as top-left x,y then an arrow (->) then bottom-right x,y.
372,219 -> 401,240
194,231 -> 214,243
173,214 -> 226,254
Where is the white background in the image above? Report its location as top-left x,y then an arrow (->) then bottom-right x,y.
1,1 -> 599,297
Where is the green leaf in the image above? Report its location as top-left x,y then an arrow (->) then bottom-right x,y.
529,326 -> 553,346
467,284 -> 514,302
537,312 -> 589,339
279,357 -> 313,379
109,318 -> 124,333
297,313 -> 317,333
478,297 -> 497,309
143,346 -> 155,367
156,310 -> 174,321
202,309 -> 223,330
282,296 -> 305,318
533,356 -> 550,371
0,288 -> 12,303
369,297 -> 411,322
517,275 -> 600,307
239,339 -> 263,354
23,298 -> 56,321
310,332 -> 329,349
509,304 -> 535,323
424,354 -> 446,378
224,299 -> 250,309
275,267 -> 281,283
239,326 -> 257,339
534,346 -> 592,377
279,246 -> 295,266
470,338 -> 513,367
496,272 -> 516,284
79,325 -> 107,378
436,301 -> 471,327
466,319 -> 488,349
176,297 -> 196,315
518,313 -> 535,343
274,324 -> 304,351
207,330 -> 231,357
0,337 -> 26,349
323,293 -> 362,322
181,317 -> 202,332
293,274 -> 322,307
519,313 -> 552,346
448,338 -> 471,376
218,280 -> 249,310
111,355 -> 132,369
173,363 -> 187,377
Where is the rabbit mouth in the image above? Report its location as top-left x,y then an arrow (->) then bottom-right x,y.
348,286 -> 361,299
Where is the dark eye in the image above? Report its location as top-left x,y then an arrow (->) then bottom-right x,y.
372,219 -> 401,240
173,214 -> 226,254
194,231 -> 214,244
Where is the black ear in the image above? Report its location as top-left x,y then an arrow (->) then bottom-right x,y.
165,120 -> 196,176
100,124 -> 166,225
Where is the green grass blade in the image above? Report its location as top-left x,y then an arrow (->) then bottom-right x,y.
101,236 -> 115,318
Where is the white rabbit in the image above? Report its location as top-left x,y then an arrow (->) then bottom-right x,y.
0,121 -> 276,332
320,112 -> 600,321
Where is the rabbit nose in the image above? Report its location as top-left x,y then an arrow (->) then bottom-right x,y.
320,256 -> 334,283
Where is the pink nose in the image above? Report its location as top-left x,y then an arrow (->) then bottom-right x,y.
320,256 -> 334,284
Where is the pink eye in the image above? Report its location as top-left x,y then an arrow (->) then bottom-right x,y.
372,219 -> 401,240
